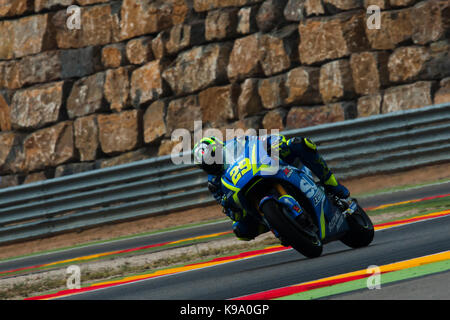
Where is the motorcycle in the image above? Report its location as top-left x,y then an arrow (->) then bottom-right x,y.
220,136 -> 374,258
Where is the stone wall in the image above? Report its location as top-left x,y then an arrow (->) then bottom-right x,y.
0,0 -> 449,188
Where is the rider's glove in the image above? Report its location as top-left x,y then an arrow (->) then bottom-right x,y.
208,180 -> 219,195
220,195 -> 245,221
220,195 -> 228,208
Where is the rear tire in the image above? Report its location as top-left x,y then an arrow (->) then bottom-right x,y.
261,199 -> 323,258
340,204 -> 374,248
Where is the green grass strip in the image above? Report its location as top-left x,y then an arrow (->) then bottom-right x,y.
275,258 -> 450,300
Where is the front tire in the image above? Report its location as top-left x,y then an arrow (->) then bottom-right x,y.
261,199 -> 323,258
340,204 -> 374,248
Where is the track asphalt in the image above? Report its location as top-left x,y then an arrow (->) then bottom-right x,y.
57,212 -> 450,299
2,181 -> 450,274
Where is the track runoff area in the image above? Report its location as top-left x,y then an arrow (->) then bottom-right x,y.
22,191 -> 450,301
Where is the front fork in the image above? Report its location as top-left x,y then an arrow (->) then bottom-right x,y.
259,184 -> 304,219
258,184 -> 305,239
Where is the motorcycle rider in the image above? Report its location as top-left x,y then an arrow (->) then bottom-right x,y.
192,135 -> 350,242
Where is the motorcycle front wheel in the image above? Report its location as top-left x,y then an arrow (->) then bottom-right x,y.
260,199 -> 323,258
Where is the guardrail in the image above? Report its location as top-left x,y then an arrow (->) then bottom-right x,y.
0,102 -> 449,245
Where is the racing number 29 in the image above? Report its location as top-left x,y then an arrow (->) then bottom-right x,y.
230,158 -> 251,185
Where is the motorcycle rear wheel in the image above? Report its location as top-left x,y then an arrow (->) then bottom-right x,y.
340,204 -> 374,248
261,199 -> 323,258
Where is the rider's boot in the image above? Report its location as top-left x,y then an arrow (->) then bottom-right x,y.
287,137 -> 350,199
323,172 -> 350,199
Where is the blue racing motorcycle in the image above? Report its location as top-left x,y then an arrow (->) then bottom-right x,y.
220,136 -> 374,258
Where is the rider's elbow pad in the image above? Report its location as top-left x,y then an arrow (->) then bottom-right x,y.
288,137 -> 318,154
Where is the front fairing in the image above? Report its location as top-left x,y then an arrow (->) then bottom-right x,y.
220,136 -> 280,211
222,137 -> 279,189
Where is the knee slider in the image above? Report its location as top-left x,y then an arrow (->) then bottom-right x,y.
232,221 -> 259,240
233,225 -> 254,241
303,138 -> 317,151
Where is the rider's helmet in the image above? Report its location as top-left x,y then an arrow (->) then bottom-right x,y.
192,136 -> 225,175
